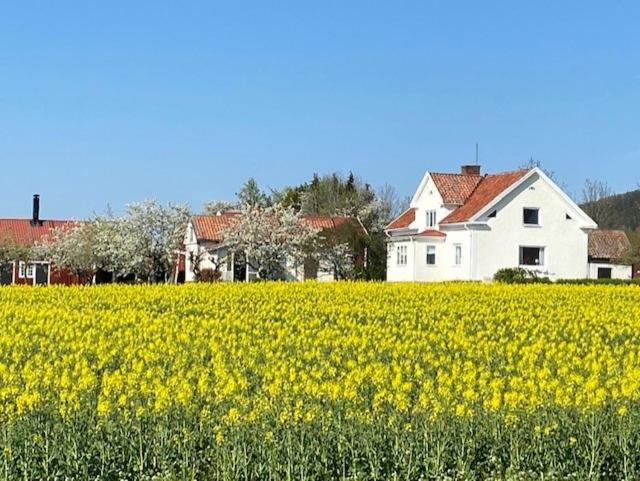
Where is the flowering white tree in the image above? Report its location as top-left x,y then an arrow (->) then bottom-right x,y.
221,204 -> 319,280
37,222 -> 96,282
117,201 -> 191,282
40,201 -> 190,283
0,235 -> 32,265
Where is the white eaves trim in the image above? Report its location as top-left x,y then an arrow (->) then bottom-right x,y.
410,171 -> 431,207
386,227 -> 418,237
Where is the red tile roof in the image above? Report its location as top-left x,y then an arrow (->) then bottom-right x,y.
430,173 -> 483,204
0,219 -> 77,246
588,229 -> 631,260
192,213 -> 365,242
192,213 -> 241,241
440,169 -> 529,224
416,229 -> 446,237
386,208 -> 416,230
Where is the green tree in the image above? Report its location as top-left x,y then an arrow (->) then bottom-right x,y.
236,178 -> 271,208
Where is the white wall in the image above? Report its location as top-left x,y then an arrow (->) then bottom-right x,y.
286,260 -> 336,282
386,239 -> 416,282
588,262 -> 632,280
471,173 -> 590,281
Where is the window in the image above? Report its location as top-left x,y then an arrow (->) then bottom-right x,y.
523,208 -> 539,225
566,213 -> 573,220
519,246 -> 545,266
454,244 -> 462,265
488,210 -> 497,218
19,262 -> 34,279
426,245 -> 436,265
425,210 -> 437,228
396,245 -> 407,266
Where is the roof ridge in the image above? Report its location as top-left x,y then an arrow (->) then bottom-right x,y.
430,171 -> 483,177
0,218 -> 76,223
430,168 -> 530,178
485,168 -> 531,177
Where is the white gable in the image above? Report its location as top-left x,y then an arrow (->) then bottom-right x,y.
469,168 -> 597,229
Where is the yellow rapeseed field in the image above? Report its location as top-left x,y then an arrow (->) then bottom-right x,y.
0,282 -> 639,480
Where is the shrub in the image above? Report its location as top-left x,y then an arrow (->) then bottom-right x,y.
493,267 -> 551,284
555,278 -> 640,286
198,268 -> 222,282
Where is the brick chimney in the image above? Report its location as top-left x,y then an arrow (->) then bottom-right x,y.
461,165 -> 481,175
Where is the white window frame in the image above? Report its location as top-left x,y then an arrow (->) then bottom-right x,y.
396,245 -> 407,266
523,207 -> 540,226
519,246 -> 546,267
425,210 -> 437,228
454,244 -> 462,266
18,261 -> 30,279
426,245 -> 436,266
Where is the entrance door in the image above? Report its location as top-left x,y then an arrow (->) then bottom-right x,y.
233,259 -> 247,282
597,267 -> 612,279
35,263 -> 49,285
0,263 -> 12,285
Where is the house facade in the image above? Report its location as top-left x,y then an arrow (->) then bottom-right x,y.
0,195 -> 82,286
385,165 -> 629,282
183,212 -> 366,282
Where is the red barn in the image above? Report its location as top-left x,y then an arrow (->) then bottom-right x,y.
0,195 -> 83,286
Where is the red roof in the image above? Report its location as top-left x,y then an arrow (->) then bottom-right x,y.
192,213 -> 241,241
386,208 -> 416,230
588,229 -> 631,260
430,173 -> 483,204
192,213 -> 365,242
440,169 -> 529,224
416,229 -> 446,237
0,219 -> 77,246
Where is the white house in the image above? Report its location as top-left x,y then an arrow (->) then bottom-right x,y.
385,165 -> 632,282
183,212 -> 366,282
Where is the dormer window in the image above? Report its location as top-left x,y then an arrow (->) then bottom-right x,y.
426,210 -> 437,228
523,208 -> 539,225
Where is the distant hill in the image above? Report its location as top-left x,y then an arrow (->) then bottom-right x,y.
581,189 -> 640,231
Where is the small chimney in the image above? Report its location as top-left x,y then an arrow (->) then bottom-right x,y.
461,165 -> 481,175
31,194 -> 41,226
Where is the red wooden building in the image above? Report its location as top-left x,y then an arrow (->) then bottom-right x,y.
0,195 -> 82,286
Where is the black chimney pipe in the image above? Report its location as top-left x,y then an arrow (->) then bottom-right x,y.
31,194 -> 41,226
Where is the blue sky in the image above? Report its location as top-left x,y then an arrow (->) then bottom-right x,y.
1,1 -> 639,218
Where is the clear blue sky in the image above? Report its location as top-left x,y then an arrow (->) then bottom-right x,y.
1,1 -> 639,218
